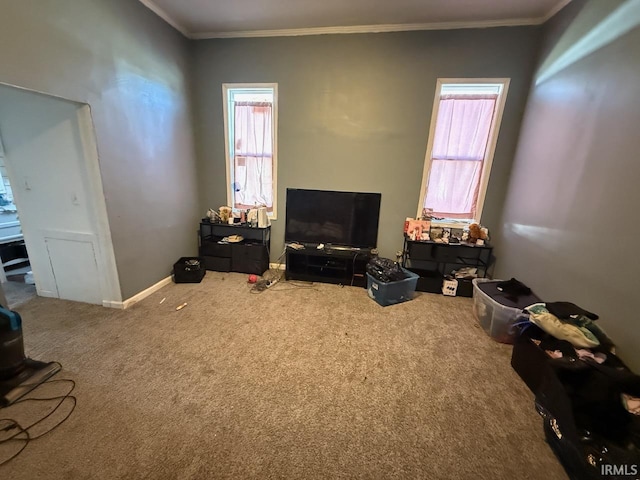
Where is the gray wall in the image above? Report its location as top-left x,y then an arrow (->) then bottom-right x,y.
193,28 -> 541,260
495,1 -> 640,369
0,0 -> 199,299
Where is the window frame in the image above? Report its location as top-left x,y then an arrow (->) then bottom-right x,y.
222,83 -> 279,219
416,78 -> 510,223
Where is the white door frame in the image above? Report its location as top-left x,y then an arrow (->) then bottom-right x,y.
75,105 -> 122,306
0,86 -> 121,306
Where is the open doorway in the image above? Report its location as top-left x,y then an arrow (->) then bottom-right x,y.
0,84 -> 121,308
0,144 -> 35,308
0,140 -> 35,308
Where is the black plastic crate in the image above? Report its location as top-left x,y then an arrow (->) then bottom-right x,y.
173,257 -> 206,283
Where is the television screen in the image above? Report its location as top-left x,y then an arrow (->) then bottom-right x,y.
285,189 -> 381,249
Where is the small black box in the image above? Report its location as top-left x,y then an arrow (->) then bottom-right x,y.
173,257 -> 206,283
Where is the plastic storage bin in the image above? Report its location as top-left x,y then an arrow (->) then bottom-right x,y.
367,268 -> 419,307
472,278 -> 537,344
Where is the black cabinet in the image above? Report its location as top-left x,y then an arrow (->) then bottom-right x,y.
402,236 -> 493,294
198,221 -> 270,275
285,247 -> 371,287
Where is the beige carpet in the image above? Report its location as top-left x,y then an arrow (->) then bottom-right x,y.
1,272 -> 567,479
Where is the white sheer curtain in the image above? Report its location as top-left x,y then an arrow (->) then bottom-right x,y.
424,94 -> 497,219
233,102 -> 273,211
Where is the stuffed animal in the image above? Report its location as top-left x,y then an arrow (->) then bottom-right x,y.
468,223 -> 488,244
468,223 -> 480,243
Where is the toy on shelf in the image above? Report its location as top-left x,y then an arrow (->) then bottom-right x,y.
468,223 -> 489,245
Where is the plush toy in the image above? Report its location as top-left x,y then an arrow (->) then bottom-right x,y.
468,223 -> 488,244
468,223 -> 480,243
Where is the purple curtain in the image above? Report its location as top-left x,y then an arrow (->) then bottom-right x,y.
233,102 -> 273,211
424,94 -> 497,219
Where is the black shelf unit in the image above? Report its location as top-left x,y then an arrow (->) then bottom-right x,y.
199,221 -> 270,275
285,246 -> 371,287
401,236 -> 494,294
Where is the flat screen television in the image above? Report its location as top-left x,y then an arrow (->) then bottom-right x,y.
285,188 -> 381,249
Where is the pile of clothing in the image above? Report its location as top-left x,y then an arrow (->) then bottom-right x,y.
525,301 -> 612,350
507,283 -> 640,479
496,277 -> 533,301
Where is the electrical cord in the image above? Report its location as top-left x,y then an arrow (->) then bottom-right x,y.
0,420 -> 28,466
270,248 -> 287,282
250,280 -> 270,293
0,364 -> 76,466
249,248 -> 286,294
269,280 -> 317,292
248,250 -> 320,293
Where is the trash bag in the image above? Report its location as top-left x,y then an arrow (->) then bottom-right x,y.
366,257 -> 407,283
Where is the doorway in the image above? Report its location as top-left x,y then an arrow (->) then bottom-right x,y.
0,84 -> 121,307
0,147 -> 35,307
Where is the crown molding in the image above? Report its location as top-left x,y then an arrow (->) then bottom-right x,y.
139,0 -> 572,40
191,18 -> 544,39
542,0 -> 573,23
138,0 -> 191,37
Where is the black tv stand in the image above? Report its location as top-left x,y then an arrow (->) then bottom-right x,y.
285,245 -> 371,288
324,244 -> 368,253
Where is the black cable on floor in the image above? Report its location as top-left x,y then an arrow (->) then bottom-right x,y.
0,365 -> 76,466
0,420 -> 28,466
269,281 -> 317,292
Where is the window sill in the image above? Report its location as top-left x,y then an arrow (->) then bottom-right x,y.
430,219 -> 474,229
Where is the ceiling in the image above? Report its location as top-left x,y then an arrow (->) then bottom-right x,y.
139,0 -> 571,39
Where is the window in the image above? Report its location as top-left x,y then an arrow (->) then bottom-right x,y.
417,79 -> 509,223
222,84 -> 278,218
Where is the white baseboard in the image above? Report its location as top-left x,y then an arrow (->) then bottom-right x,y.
102,300 -> 123,309
37,288 -> 120,307
105,275 -> 172,310
37,289 -> 58,299
269,263 -> 286,270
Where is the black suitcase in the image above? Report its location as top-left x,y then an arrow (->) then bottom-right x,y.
536,399 -> 640,480
512,324 -> 640,479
